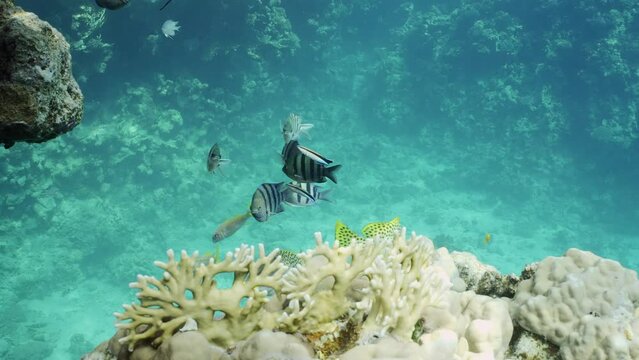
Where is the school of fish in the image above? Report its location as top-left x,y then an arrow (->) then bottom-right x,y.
209,113 -> 341,241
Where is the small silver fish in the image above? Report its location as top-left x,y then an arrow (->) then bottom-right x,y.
284,182 -> 331,207
95,0 -> 128,10
207,143 -> 230,173
282,113 -> 313,143
213,211 -> 252,242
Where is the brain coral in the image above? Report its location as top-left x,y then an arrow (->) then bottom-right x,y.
511,248 -> 639,360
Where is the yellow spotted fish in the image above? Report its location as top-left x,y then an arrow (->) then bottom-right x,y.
335,220 -> 364,246
362,217 -> 401,239
335,217 -> 401,246
278,249 -> 302,267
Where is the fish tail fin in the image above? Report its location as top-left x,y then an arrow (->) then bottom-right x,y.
325,164 -> 342,184
335,220 -> 360,247
300,124 -> 314,139
390,217 -> 400,229
317,188 -> 332,202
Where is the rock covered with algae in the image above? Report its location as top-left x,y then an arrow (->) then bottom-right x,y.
0,0 -> 83,149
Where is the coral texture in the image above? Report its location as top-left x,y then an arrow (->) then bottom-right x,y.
112,229 -> 459,356
0,1 -> 83,148
231,330 -> 315,360
511,248 -> 639,360
115,246 -> 286,350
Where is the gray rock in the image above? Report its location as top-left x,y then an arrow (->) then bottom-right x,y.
0,0 -> 83,148
451,251 -> 520,298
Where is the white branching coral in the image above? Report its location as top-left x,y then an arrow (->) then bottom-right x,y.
279,232 -> 384,333
362,228 -> 451,341
113,228 -> 461,356
114,245 -> 286,350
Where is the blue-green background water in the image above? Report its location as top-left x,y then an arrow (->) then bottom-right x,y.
1,0 -> 638,358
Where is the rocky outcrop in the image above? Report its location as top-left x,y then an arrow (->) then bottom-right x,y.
0,0 -> 83,149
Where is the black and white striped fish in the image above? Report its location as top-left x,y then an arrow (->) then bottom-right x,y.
250,182 -> 314,222
284,182 -> 331,207
281,140 -> 342,183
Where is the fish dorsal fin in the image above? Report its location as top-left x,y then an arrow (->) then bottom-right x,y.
362,217 -> 401,239
335,220 -> 361,247
297,144 -> 333,165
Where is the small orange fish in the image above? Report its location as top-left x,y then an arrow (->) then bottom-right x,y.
484,233 -> 492,245
213,211 -> 252,242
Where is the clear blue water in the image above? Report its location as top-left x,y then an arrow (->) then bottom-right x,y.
1,0 -> 638,358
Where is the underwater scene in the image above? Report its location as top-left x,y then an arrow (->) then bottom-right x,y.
1,0 -> 639,359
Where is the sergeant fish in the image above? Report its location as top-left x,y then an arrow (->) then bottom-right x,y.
281,140 -> 341,183
213,211 -> 252,242
250,182 -> 313,222
282,113 -> 313,143
95,0 -> 128,10
207,143 -> 230,173
284,182 -> 331,207
335,217 -> 401,246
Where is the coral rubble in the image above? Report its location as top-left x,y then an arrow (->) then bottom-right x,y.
0,0 -> 83,148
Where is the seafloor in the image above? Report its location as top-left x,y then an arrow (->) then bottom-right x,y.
1,0 -> 638,359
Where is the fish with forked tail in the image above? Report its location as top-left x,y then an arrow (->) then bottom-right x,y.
213,211 -> 252,242
250,182 -> 313,222
281,140 -> 341,183
283,182 -> 331,207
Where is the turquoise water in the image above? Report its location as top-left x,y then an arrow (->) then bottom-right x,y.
1,0 -> 638,358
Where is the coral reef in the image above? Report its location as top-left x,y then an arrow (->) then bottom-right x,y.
115,246 -> 286,349
511,248 -> 639,360
86,228 -> 529,359
0,0 -> 83,148
85,227 -> 639,359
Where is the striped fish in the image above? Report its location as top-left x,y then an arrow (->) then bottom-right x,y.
281,140 -> 342,183
284,182 -> 331,207
250,182 -> 313,222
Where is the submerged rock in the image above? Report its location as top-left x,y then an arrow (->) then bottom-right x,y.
452,251 -> 520,298
0,0 -> 83,149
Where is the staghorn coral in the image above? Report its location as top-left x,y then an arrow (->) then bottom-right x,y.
278,232 -> 384,334
361,228 -> 451,341
115,245 -> 287,350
